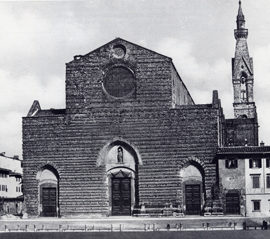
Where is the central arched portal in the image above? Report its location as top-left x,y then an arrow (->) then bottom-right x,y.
100,140 -> 141,216
111,170 -> 132,215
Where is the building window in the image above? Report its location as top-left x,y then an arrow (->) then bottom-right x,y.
225,159 -> 238,169
267,174 -> 270,188
251,174 -> 260,188
103,66 -> 136,98
252,200 -> 261,211
266,158 -> 270,168
1,185 -> 7,192
249,159 -> 262,168
16,186 -> 21,192
0,173 -> 7,178
241,90 -> 246,101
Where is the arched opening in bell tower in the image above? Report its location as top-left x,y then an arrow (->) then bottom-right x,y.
240,72 -> 248,102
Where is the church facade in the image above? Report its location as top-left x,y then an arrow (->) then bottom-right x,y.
22,1 -> 269,217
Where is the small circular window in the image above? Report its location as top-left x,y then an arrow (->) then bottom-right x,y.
112,44 -> 126,59
103,66 -> 135,98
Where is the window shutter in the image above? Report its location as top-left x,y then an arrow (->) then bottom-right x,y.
235,159 -> 238,168
258,159 -> 262,168
252,176 -> 260,188
256,176 -> 260,188
267,175 -> 270,188
266,158 -> 270,168
249,159 -> 252,168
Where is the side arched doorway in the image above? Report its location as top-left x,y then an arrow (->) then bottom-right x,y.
180,164 -> 204,215
37,165 -> 59,217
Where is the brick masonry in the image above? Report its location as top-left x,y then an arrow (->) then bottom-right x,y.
225,118 -> 258,146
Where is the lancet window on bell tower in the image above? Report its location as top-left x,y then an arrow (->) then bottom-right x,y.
240,72 -> 247,102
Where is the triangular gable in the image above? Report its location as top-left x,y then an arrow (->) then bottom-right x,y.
242,56 -> 253,75
233,56 -> 253,78
27,100 -> 41,117
68,37 -> 172,64
111,170 -> 131,178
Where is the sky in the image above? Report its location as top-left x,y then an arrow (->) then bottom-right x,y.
0,0 -> 270,158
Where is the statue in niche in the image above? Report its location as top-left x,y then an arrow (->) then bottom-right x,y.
117,146 -> 124,163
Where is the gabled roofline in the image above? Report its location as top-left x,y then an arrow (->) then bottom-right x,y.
242,56 -> 253,75
65,37 -> 196,106
170,61 -> 195,105
27,100 -> 41,117
67,37 -> 172,64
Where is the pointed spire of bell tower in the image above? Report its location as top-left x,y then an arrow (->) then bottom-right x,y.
235,0 -> 248,39
237,0 -> 244,22
232,0 -> 257,119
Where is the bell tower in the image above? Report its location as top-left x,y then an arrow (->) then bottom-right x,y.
232,0 -> 257,119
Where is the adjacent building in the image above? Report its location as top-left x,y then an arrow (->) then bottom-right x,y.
0,153 -> 23,215
245,151 -> 270,217
217,145 -> 270,217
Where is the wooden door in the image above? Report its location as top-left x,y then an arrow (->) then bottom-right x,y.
112,177 -> 131,215
185,184 -> 201,215
226,193 -> 240,214
42,187 -> 57,217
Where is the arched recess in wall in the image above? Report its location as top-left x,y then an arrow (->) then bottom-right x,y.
97,139 -> 142,216
36,165 -> 59,217
179,158 -> 205,215
240,71 -> 248,102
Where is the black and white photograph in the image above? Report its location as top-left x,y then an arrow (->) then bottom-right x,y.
0,0 -> 270,238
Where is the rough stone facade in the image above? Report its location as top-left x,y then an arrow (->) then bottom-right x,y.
225,118 -> 258,146
23,38 -> 222,217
